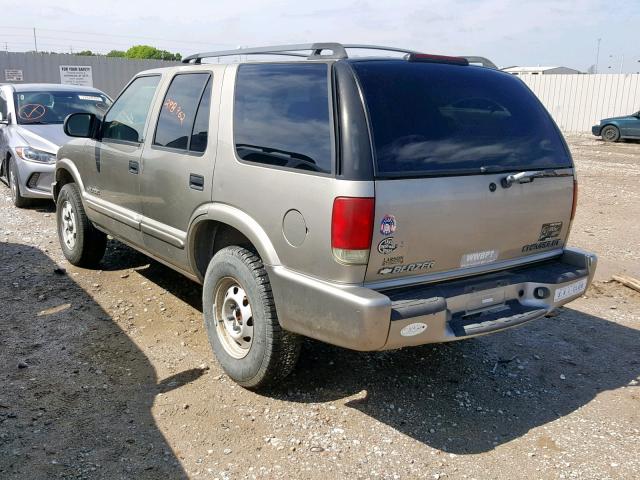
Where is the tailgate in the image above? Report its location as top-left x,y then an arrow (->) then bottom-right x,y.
366,172 -> 573,282
350,59 -> 576,284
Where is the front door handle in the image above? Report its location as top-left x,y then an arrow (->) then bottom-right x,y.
189,173 -> 204,191
128,160 -> 139,174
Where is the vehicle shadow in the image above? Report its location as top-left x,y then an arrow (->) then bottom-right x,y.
32,200 -> 56,213
0,243 -> 192,479
272,303 -> 640,454
86,242 -> 640,455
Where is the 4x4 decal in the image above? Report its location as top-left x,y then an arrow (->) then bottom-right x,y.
539,222 -> 563,241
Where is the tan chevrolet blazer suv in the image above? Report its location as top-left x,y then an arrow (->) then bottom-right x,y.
53,43 -> 597,388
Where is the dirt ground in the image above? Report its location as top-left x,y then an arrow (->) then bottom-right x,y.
1,134 -> 639,480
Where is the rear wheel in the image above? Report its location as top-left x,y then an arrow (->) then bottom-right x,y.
56,183 -> 107,267
8,157 -> 31,208
202,246 -> 301,389
601,125 -> 620,142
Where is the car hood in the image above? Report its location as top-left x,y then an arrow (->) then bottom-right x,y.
600,114 -> 636,123
13,124 -> 69,153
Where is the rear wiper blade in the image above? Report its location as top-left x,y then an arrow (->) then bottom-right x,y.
501,169 -> 570,188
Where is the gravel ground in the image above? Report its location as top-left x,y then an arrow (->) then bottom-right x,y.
1,135 -> 639,480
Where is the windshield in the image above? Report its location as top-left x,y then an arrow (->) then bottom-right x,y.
351,61 -> 572,177
14,90 -> 111,125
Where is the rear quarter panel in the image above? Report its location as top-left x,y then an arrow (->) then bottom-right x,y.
212,64 -> 373,284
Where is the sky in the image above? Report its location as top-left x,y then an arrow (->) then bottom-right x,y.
0,0 -> 638,73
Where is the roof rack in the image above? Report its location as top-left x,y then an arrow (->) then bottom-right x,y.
181,42 -> 498,69
182,42 -> 420,64
460,56 -> 498,69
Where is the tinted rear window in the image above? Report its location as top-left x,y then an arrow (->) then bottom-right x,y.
234,63 -> 332,174
351,61 -> 571,176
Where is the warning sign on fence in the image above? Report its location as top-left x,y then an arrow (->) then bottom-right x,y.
59,65 -> 93,87
4,69 -> 23,82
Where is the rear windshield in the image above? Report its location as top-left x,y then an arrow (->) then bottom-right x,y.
351,61 -> 572,177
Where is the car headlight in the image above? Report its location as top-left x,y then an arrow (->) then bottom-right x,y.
15,146 -> 57,164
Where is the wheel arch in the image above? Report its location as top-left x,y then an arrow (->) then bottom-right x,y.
187,203 -> 281,282
53,159 -> 84,202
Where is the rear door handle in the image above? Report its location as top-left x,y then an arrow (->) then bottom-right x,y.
128,160 -> 139,174
189,173 -> 204,191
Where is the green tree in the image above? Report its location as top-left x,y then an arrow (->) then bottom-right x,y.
124,45 -> 181,61
106,50 -> 125,57
76,50 -> 96,56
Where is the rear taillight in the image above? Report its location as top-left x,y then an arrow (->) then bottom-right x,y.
571,179 -> 578,220
331,197 -> 375,265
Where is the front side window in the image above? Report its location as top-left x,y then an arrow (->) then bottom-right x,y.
154,73 -> 211,152
103,75 -> 160,143
234,63 -> 332,174
13,90 -> 110,125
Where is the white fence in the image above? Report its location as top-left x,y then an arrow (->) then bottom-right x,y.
519,74 -> 640,133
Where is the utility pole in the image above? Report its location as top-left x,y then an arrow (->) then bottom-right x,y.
595,38 -> 601,74
33,27 -> 38,53
619,55 -> 624,74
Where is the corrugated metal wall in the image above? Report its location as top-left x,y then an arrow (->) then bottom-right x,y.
3,53 -> 638,133
0,52 -> 180,98
519,74 -> 640,132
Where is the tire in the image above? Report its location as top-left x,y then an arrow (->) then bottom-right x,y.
601,125 -> 620,142
56,183 -> 107,267
8,157 -> 32,208
202,246 -> 302,389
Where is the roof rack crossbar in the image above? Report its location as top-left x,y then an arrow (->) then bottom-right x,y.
182,42 -> 423,64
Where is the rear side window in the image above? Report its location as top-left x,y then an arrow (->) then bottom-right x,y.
351,61 -> 572,177
234,63 -> 332,174
154,73 -> 211,152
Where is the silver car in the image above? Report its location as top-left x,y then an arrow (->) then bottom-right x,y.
0,83 -> 111,207
53,43 -> 597,389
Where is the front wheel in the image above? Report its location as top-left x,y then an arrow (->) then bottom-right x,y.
56,183 -> 107,267
202,246 -> 301,389
601,125 -> 620,142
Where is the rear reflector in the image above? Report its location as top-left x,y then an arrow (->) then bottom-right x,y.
408,53 -> 469,66
331,197 -> 375,265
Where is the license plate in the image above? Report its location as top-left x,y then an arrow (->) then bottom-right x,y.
554,278 -> 588,302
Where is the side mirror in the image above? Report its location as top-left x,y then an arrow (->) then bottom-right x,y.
64,112 -> 99,138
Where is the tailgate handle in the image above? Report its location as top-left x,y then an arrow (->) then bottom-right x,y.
189,173 -> 204,191
501,169 -> 572,188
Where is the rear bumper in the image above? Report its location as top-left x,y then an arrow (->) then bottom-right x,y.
592,125 -> 602,136
268,247 -> 597,351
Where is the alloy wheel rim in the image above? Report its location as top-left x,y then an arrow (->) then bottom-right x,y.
61,200 -> 77,250
214,277 -> 254,359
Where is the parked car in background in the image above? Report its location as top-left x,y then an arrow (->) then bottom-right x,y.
0,84 -> 111,207
592,110 -> 640,142
53,43 -> 597,389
